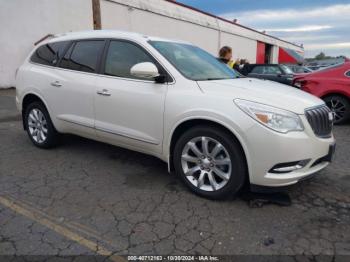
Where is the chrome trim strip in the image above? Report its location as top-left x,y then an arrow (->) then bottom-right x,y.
304,103 -> 329,113
56,117 -> 94,128
95,126 -> 159,145
96,73 -> 161,84
30,60 -> 175,85
57,117 -> 159,145
29,37 -> 176,85
272,165 -> 303,172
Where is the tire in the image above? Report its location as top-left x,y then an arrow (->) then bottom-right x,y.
173,126 -> 247,200
24,101 -> 60,148
324,95 -> 350,125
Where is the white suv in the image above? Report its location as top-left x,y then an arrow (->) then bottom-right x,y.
16,30 -> 335,199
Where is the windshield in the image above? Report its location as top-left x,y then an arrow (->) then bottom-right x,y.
280,64 -> 294,75
149,41 -> 240,81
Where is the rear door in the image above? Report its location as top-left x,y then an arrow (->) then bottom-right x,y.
47,40 -> 105,136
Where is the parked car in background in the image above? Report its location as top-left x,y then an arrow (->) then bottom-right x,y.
306,65 -> 324,71
16,30 -> 335,199
284,64 -> 313,74
305,58 -> 348,72
293,62 -> 350,124
241,64 -> 294,85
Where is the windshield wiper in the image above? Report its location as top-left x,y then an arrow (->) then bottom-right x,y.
206,78 -> 226,80
198,76 -> 238,81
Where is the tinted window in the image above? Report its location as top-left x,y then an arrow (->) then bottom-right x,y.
104,41 -> 154,80
250,66 -> 264,74
31,41 -> 68,66
262,66 -> 282,75
149,41 -> 240,81
294,67 -> 304,73
59,41 -> 104,73
280,64 -> 294,74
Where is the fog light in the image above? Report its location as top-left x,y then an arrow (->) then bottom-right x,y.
269,159 -> 310,174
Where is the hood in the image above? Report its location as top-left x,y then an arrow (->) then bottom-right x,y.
197,78 -> 324,114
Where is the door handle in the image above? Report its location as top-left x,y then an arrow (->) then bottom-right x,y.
97,89 -> 111,96
51,81 -> 62,87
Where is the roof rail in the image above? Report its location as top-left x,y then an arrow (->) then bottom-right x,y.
34,34 -> 55,46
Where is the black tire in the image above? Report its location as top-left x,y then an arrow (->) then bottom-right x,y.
324,95 -> 350,125
173,125 -> 247,200
24,101 -> 60,148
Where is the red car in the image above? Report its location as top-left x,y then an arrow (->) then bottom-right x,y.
293,61 -> 350,124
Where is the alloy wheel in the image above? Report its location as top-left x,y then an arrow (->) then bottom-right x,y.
28,108 -> 48,143
181,136 -> 232,192
325,98 -> 346,123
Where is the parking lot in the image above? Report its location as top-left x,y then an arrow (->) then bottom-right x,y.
0,89 -> 349,258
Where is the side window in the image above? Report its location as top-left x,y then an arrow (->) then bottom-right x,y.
263,66 -> 282,75
104,40 -> 154,80
346,71 -> 350,77
59,40 -> 105,73
250,66 -> 263,74
30,41 -> 68,66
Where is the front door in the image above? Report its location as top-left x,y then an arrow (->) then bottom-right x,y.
94,40 -> 168,154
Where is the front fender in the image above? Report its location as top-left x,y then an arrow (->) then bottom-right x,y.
163,109 -> 254,176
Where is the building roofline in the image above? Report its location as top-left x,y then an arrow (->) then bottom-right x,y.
165,0 -> 303,49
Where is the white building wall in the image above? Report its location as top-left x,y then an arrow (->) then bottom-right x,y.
0,0 -> 93,88
271,45 -> 280,64
101,0 -> 258,59
0,0 -> 303,88
100,0 -> 303,62
101,2 -> 220,54
220,33 -> 257,63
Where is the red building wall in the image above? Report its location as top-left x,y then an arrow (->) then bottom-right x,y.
256,42 -> 265,63
278,47 -> 297,63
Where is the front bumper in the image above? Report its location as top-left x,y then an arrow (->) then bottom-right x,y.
245,115 -> 335,187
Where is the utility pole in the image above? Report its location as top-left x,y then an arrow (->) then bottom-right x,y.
92,0 -> 102,30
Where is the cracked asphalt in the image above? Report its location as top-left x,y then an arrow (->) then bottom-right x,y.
0,89 -> 349,258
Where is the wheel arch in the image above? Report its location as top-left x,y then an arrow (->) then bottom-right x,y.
167,118 -> 250,181
21,92 -> 49,130
321,92 -> 350,101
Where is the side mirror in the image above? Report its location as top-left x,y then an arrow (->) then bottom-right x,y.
130,62 -> 160,79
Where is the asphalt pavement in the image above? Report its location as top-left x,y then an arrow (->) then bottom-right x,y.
0,89 -> 349,260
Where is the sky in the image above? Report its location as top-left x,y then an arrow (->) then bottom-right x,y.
176,0 -> 350,58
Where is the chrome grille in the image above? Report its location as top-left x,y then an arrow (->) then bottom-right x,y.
305,105 -> 333,138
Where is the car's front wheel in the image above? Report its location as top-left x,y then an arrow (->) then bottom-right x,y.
24,101 -> 60,148
173,126 -> 246,199
324,95 -> 350,125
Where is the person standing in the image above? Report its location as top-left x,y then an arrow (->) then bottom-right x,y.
218,46 -> 235,69
239,59 -> 250,75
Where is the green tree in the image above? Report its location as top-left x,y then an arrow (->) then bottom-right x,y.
315,52 -> 326,60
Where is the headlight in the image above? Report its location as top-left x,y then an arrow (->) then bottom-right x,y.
234,99 -> 304,133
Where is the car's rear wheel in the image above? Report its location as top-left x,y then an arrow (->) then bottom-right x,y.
173,126 -> 246,199
324,95 -> 350,125
24,101 -> 60,148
